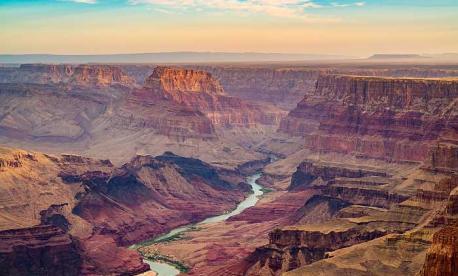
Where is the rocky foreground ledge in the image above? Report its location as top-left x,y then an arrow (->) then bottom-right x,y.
0,147 -> 251,275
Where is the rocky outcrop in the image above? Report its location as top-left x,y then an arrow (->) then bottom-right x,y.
191,67 -> 321,110
419,224 -> 458,276
2,64 -> 134,86
320,185 -> 408,209
0,225 -> 83,276
289,160 -> 388,190
279,75 -> 458,162
184,66 -> 458,110
425,143 -> 458,173
145,66 -> 224,95
236,157 -> 271,176
70,65 -> 135,86
114,86 -> 217,138
3,64 -> 135,86
144,66 -> 285,127
72,152 -> 247,245
292,195 -> 350,225
0,146 -> 250,275
245,226 -> 388,275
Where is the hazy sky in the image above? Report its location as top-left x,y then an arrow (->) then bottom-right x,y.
1,0 -> 457,56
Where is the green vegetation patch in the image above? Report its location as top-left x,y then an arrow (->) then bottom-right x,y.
144,252 -> 189,273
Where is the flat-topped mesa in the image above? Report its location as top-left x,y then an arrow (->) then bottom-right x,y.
245,225 -> 389,275
143,66 -> 286,127
70,65 -> 135,86
17,64 -> 135,86
280,75 -> 458,162
313,75 -> 458,112
289,160 -> 388,191
145,66 -> 225,95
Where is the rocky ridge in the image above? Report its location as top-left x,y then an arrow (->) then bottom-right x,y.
279,75 -> 458,162
1,64 -> 135,86
143,66 -> 285,127
0,146 -> 249,275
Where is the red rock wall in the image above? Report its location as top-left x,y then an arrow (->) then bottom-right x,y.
0,225 -> 83,276
419,224 -> 458,276
280,75 -> 458,162
145,66 -> 225,95
144,66 -> 286,127
289,160 -> 388,190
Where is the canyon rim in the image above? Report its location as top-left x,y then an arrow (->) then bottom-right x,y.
1,1 -> 458,276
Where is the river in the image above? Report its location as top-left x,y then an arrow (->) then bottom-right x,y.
133,172 -> 264,276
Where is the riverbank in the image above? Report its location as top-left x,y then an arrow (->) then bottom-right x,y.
133,173 -> 264,275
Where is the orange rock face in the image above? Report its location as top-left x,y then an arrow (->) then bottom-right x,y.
145,66 -> 225,95
71,65 -> 135,86
144,66 -> 286,127
185,65 -> 458,110
419,224 -> 458,276
279,75 -> 458,162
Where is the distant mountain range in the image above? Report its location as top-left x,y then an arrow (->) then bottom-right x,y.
368,54 -> 427,59
0,52 -> 351,64
1,52 -> 456,64
368,53 -> 458,61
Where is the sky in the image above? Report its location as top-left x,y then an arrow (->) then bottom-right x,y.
0,0 -> 457,56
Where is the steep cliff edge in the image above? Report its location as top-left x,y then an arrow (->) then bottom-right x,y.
0,146 -> 248,275
419,223 -> 458,276
0,225 -> 83,276
144,66 -> 285,127
242,153 -> 444,275
2,64 -> 135,86
145,66 -> 225,95
245,225 -> 389,276
279,75 -> 458,162
73,152 -> 246,246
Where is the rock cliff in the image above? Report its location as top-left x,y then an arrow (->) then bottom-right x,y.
0,225 -> 82,276
144,66 -> 285,127
419,223 -> 458,276
0,146 -> 248,275
245,225 -> 389,275
3,64 -> 135,86
279,75 -> 458,162
289,160 -> 388,191
145,66 -> 225,95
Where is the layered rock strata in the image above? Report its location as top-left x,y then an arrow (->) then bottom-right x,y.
0,64 -> 135,86
0,147 -> 248,275
419,223 -> 458,276
279,75 -> 458,162
0,225 -> 82,276
144,66 -> 285,127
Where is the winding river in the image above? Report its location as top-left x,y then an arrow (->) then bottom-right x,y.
133,172 -> 264,276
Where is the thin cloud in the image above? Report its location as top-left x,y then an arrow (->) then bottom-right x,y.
331,2 -> 365,7
128,0 -> 329,20
65,0 -> 97,3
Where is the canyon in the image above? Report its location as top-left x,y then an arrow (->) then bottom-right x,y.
0,146 -> 251,275
0,62 -> 457,276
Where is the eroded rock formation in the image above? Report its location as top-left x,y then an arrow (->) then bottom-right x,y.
143,66 -> 285,127
0,146 -> 248,275
279,75 -> 458,162
419,223 -> 458,276
0,225 -> 83,276
1,64 -> 135,86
